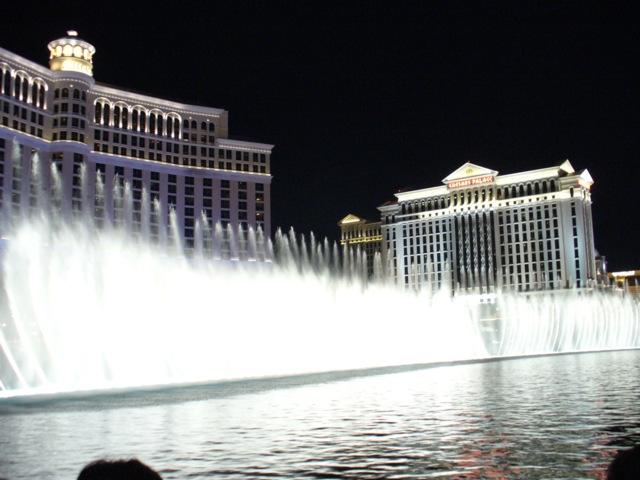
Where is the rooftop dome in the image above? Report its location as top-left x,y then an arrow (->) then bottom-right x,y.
47,30 -> 96,76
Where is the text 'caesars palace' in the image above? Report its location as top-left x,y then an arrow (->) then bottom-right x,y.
0,31 -> 272,253
1,32 -> 610,294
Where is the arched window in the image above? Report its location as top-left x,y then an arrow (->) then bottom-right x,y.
4,71 -> 12,96
467,191 -> 472,203
183,119 -> 189,129
550,180 -> 556,192
542,181 -> 548,193
38,84 -> 45,108
453,193 -> 458,205
94,102 -> 102,123
149,113 -> 156,133
157,115 -> 164,135
496,189 -> 501,200
103,103 -> 110,125
511,186 -> 517,198
209,122 -> 215,132
132,109 -> 138,130
20,77 -> 28,100
31,83 -> 38,104
81,91 -> 86,101
13,75 -> 21,99
73,88 -> 80,99
167,117 -> 173,137
61,88 -> 69,98
191,120 -> 197,129
54,88 -> 60,99
140,111 -> 146,131
113,105 -> 121,127
174,118 -> 180,137
518,185 -> 525,197
534,183 -> 540,195
526,184 -> 532,196
201,121 -> 207,130
122,108 -> 129,129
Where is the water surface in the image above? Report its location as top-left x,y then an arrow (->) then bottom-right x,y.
1,350 -> 639,479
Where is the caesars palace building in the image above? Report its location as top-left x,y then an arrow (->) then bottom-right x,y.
376,161 -> 597,293
0,32 -> 272,249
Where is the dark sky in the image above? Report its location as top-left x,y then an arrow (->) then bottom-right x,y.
3,1 -> 639,270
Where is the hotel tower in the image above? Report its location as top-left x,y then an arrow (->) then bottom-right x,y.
0,32 -> 273,251
377,161 -> 597,293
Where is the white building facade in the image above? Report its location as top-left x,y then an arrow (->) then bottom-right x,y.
0,32 -> 273,251
379,161 -> 597,293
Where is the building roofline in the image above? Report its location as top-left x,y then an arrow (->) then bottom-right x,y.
92,82 -> 227,117
0,47 -> 229,117
216,138 -> 274,151
0,46 -> 55,77
395,160 -> 581,202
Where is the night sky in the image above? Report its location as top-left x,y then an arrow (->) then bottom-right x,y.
3,1 -> 639,270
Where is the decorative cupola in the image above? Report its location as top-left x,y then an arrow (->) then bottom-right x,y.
47,31 -> 96,76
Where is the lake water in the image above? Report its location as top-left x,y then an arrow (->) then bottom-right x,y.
0,350 -> 639,479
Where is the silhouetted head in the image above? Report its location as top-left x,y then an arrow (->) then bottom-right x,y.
608,445 -> 640,480
77,459 -> 162,480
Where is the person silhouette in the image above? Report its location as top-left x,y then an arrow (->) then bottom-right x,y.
77,459 -> 163,480
608,445 -> 640,480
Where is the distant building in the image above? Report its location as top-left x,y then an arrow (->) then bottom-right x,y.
595,251 -> 608,286
378,161 -> 597,293
338,214 -> 382,276
609,270 -> 640,296
0,31 -> 273,255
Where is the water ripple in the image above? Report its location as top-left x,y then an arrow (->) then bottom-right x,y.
1,351 -> 639,479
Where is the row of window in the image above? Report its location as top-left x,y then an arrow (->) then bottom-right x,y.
54,88 -> 87,101
2,117 -> 44,138
53,101 -> 87,116
53,117 -> 86,129
1,101 -> 45,125
0,67 -> 47,109
52,131 -> 86,142
397,180 -> 562,216
94,101 -> 216,139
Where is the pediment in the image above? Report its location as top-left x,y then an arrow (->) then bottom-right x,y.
558,159 -> 575,174
442,162 -> 499,183
339,213 -> 364,225
579,169 -> 594,185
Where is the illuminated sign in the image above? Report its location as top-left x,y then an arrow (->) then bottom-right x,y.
447,175 -> 494,189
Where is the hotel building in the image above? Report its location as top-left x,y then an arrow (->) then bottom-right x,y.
378,161 -> 597,293
609,270 -> 640,296
0,32 -> 273,251
338,214 -> 382,276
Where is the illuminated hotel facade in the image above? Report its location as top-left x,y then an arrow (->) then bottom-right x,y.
378,161 -> 597,293
338,214 -> 382,276
0,32 -> 272,251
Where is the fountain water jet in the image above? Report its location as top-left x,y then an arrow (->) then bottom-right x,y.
0,150 -> 639,398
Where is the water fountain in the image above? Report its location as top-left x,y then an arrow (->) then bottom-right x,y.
0,146 -> 639,399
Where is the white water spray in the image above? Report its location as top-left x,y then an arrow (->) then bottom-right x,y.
0,148 -> 639,398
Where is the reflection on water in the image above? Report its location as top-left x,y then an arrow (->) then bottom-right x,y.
0,350 -> 639,479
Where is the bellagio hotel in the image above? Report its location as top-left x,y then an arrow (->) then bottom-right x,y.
0,31 -> 273,250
